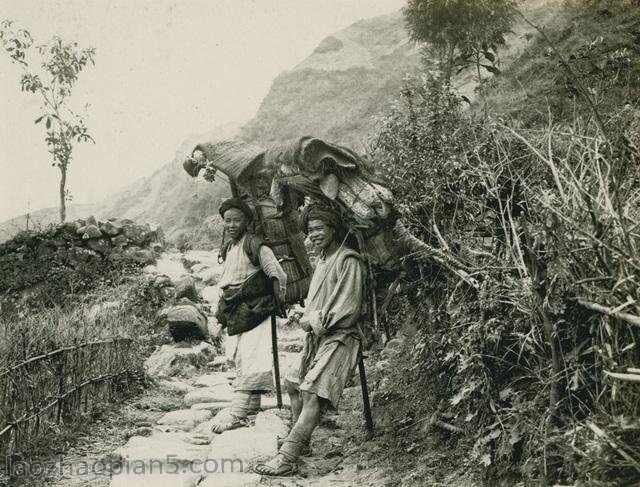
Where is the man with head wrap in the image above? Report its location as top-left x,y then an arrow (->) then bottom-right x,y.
255,205 -> 365,476
209,197 -> 287,433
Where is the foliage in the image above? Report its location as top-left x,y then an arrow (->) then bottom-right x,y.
0,228 -> 144,314
403,0 -> 516,81
478,1 -> 640,127
370,69 -> 640,484
0,278 -> 171,466
0,20 -> 95,223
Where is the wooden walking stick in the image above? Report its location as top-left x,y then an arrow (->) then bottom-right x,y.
358,352 -> 374,438
271,313 -> 283,409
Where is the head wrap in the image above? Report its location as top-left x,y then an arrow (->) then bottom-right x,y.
218,197 -> 254,223
301,205 -> 344,235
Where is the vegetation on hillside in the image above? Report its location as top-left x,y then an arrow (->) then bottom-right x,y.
369,1 -> 640,484
0,220 -> 173,468
404,0 -> 516,81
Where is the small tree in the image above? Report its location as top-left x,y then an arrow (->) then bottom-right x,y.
0,20 -> 95,223
403,0 -> 516,83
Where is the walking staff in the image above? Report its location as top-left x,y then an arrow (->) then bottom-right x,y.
271,312 -> 283,408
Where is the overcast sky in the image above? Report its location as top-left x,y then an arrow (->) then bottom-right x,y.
0,0 -> 405,221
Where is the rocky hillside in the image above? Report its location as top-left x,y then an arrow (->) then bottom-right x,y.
0,216 -> 164,311
240,12 -> 421,149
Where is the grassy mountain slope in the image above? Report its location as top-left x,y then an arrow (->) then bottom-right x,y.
240,12 -> 422,150
479,0 -> 640,128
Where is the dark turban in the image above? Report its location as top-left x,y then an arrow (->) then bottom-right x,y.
301,205 -> 344,235
218,197 -> 254,223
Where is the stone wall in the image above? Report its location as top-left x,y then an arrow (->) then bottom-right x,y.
0,216 -> 165,310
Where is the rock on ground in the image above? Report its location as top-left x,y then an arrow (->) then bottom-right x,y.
113,431 -> 209,468
156,409 -> 212,431
196,267 -> 222,285
174,276 -> 199,302
208,427 -> 278,463
194,373 -> 231,388
145,342 -> 216,378
190,402 -> 231,414
196,472 -> 262,487
201,285 -> 220,306
165,304 -> 209,342
184,384 -> 235,407
142,264 -> 158,274
207,356 -> 229,370
109,472 -> 200,487
253,410 -> 289,438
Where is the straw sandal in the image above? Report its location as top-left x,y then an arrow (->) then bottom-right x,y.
253,454 -> 299,476
210,415 -> 248,434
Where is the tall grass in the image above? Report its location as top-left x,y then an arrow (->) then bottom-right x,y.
370,75 -> 640,484
0,279 -> 171,463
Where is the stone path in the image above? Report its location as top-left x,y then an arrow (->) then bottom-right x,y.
36,250 -> 388,487
106,250 -> 305,486
107,332 -> 303,486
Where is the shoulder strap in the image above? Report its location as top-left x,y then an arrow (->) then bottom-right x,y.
336,247 -> 362,268
219,239 -> 233,262
243,234 -> 266,267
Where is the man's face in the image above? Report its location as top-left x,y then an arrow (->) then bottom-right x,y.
223,208 -> 248,240
307,219 -> 335,251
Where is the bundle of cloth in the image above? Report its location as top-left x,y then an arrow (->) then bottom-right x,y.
183,139 -> 265,181
182,136 -> 399,270
264,137 -> 394,227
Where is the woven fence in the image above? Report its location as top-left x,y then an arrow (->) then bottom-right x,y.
0,337 -> 140,457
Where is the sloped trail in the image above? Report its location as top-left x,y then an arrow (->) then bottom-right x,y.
34,326 -> 390,487
10,251 -> 403,487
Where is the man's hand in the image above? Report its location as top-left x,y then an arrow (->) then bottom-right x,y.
299,317 -> 313,333
272,278 -> 287,318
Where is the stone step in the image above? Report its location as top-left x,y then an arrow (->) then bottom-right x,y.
113,431 -> 209,469
197,472 -> 262,486
184,384 -> 235,407
109,471 -> 200,487
156,409 -> 212,432
253,410 -> 289,438
145,342 -> 217,378
208,428 -> 277,466
194,373 -> 232,388
190,402 -> 231,414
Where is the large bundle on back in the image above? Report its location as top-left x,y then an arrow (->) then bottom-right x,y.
184,139 -> 313,304
184,137 -> 402,273
262,137 -> 400,271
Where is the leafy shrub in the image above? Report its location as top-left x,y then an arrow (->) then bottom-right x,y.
369,73 -> 640,484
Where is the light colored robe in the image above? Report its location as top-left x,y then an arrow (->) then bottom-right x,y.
219,234 -> 286,392
287,245 -> 365,408
303,245 -> 364,338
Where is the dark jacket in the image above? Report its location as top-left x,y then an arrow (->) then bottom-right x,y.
215,235 -> 278,336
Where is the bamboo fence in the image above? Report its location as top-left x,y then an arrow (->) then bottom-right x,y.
0,337 -> 139,457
